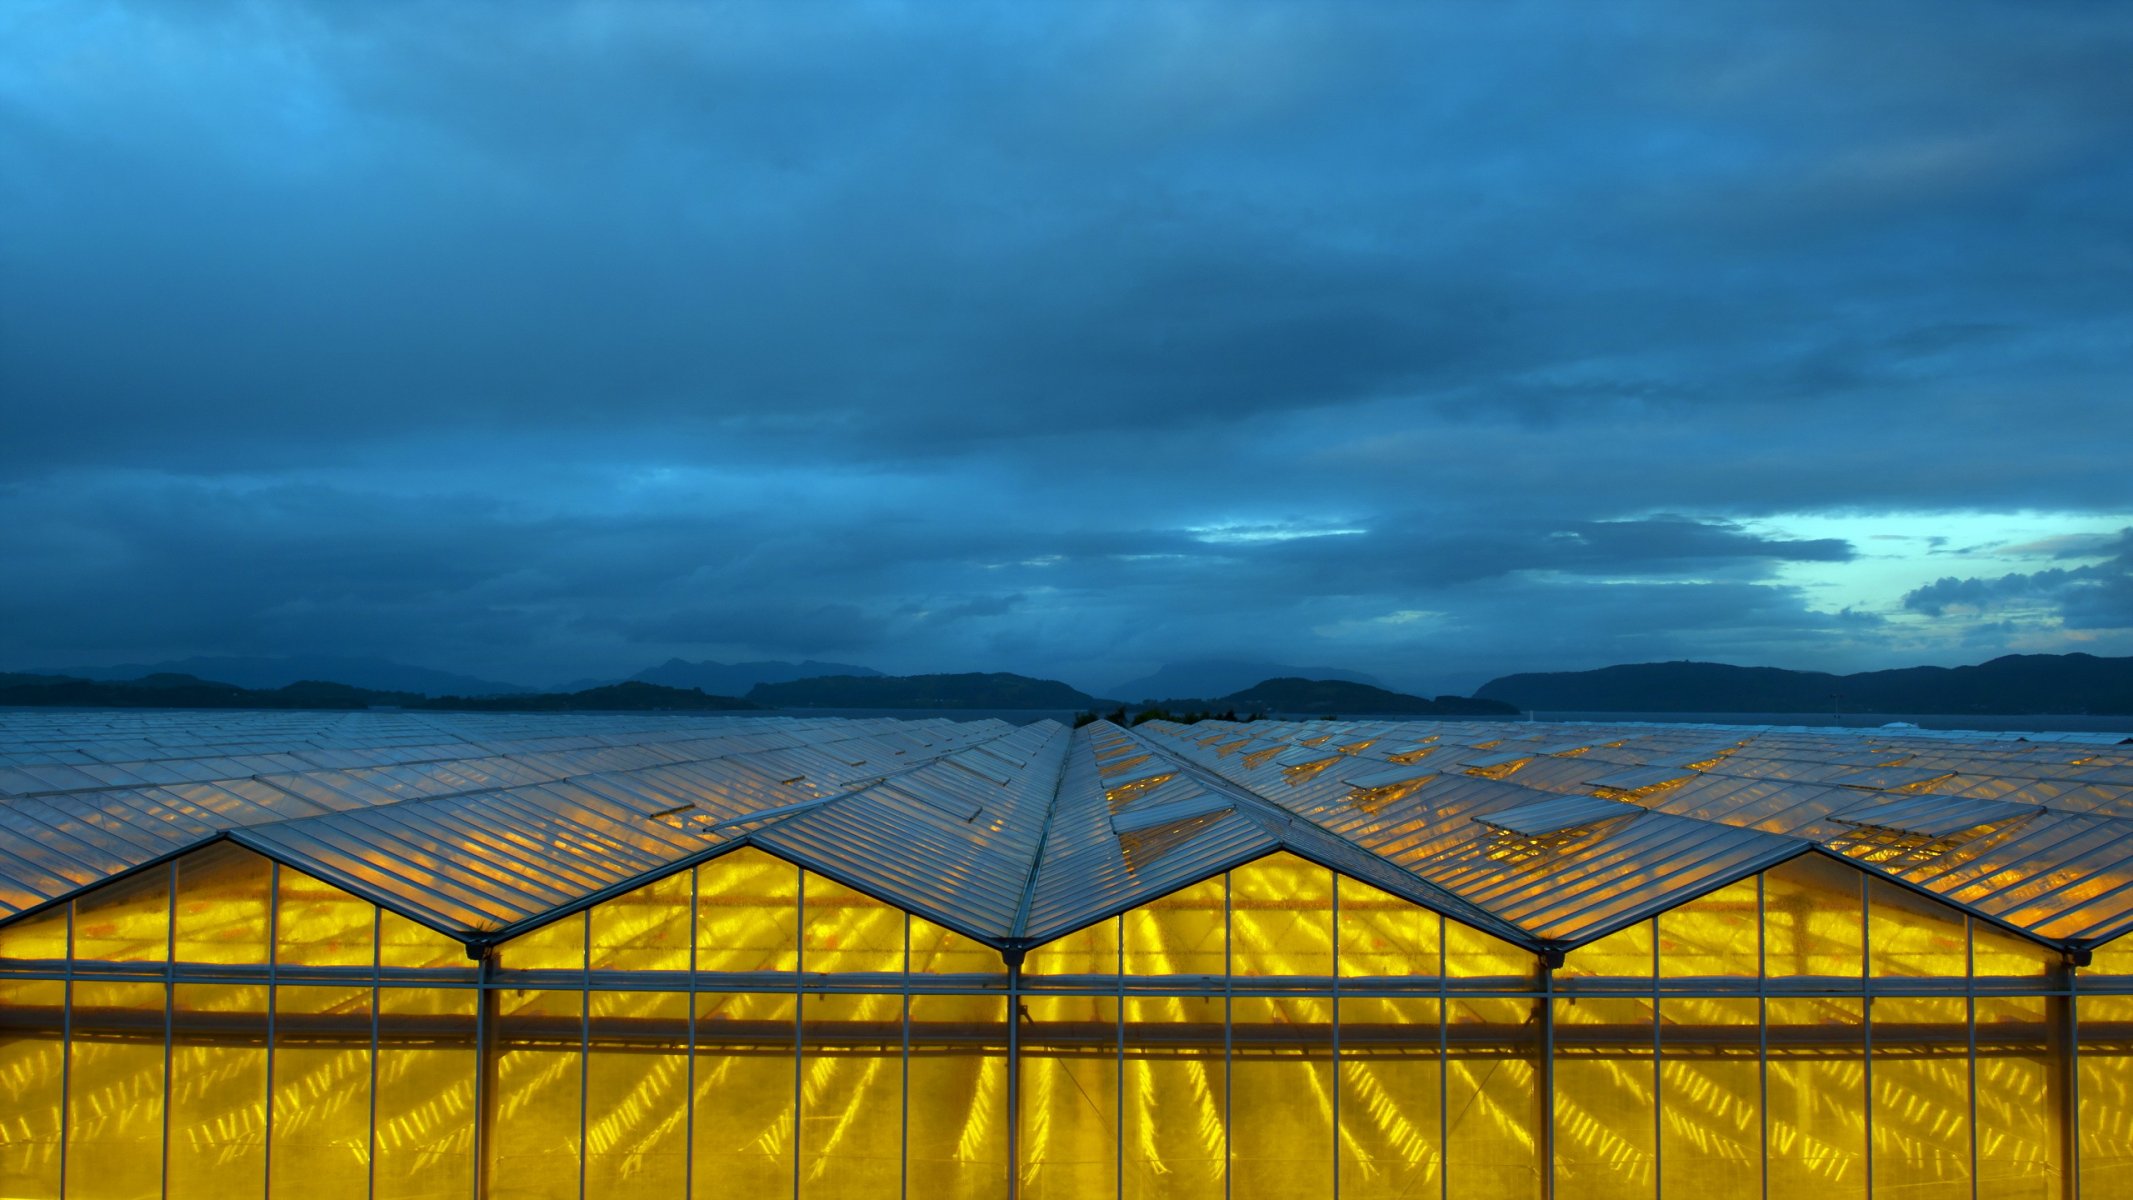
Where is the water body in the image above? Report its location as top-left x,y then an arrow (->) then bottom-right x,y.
1523,710 -> 2133,737
783,707 -> 2133,738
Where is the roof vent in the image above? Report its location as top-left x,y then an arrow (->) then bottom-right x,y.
1473,796 -> 1642,863
1111,794 -> 1236,871
1110,794 -> 1235,836
943,755 -> 1012,787
1588,766 -> 1696,801
1463,752 -> 1532,781
701,795 -> 839,835
1826,795 -> 2041,868
1276,749 -> 1340,783
1104,769 -> 1178,808
1828,766 -> 1956,793
1340,767 -> 1434,814
1097,753 -> 1152,778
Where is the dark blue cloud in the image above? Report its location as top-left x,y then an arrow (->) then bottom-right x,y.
2,1 -> 2129,690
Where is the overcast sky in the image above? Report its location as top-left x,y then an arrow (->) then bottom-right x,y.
4,0 -> 2130,694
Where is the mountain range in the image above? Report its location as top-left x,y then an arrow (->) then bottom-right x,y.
20,655 -> 532,696
618,658 -> 883,695
1476,653 -> 2133,715
1106,658 -> 1383,701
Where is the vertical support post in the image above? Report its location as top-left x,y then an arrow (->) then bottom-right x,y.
58,901 -> 73,1200
367,908 -> 380,1200
900,914 -> 911,1200
473,950 -> 498,1200
1004,948 -> 1023,1200
2049,956 -> 2080,1200
1861,872 -> 1874,1200
1757,876 -> 1769,1200
1540,951 -> 1556,1200
161,862 -> 175,1200
577,920 -> 590,1200
265,862 -> 279,1198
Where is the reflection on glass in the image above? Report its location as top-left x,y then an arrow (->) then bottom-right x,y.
1019,994 -> 1118,1199
1337,996 -> 1442,1200
271,984 -> 372,1200
1122,994 -> 1225,1198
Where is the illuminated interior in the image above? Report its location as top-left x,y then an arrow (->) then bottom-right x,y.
1,709 -> 2130,1198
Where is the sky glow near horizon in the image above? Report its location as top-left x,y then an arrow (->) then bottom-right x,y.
2,1 -> 2130,695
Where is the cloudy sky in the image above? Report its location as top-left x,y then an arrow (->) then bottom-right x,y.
4,1 -> 2130,695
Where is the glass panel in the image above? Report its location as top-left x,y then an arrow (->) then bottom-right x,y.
1024,917 -> 1119,978
1867,880 -> 1969,978
1971,922 -> 2057,979
1552,996 -> 1655,1200
1443,996 -> 1542,1199
169,982 -> 270,1199
1559,920 -> 1654,982
910,916 -> 1005,976
0,980 -> 65,1200
1443,919 -> 1534,983
373,986 -> 478,1200
1336,877 -> 1440,980
1657,878 -> 1759,978
501,910 -> 588,973
174,843 -> 274,966
275,867 -> 376,969
2079,993 -> 2133,1197
491,989 -> 586,1195
1870,996 -> 1970,1196
1336,996 -> 1441,1200
1658,997 -> 1760,1196
696,848 -> 799,975
2086,933 -> 2133,977
798,992 -> 903,1198
801,873 -> 904,975
0,904 -> 67,961
1766,996 -> 1866,1199
1763,856 -> 1863,979
270,985 -> 372,1200
66,980 -> 167,1200
72,864 -> 171,964
907,994 -> 1010,1200
590,869 -> 693,973
693,991 -> 796,1200
1122,994 -> 1225,1198
1123,877 -> 1226,977
378,910 -> 468,972
1019,994 -> 1118,1200
1228,853 -> 1333,979
585,990 -> 690,1199
1973,994 -> 2063,1199
1230,995 -> 1333,1200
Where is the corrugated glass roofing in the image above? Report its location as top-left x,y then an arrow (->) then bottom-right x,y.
3,708 -> 2132,955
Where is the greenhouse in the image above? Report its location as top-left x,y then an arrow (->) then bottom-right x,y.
3,710 -> 2133,1199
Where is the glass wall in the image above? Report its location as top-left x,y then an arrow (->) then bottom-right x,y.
1019,851 -> 1545,1200
1,843 -> 2126,1198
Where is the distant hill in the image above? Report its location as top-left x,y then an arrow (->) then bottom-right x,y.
0,673 -> 758,713
1476,653 -> 2133,715
1109,658 -> 1383,702
420,681 -> 758,712
749,672 -> 1099,709
20,655 -> 531,696
0,672 -> 425,710
614,657 -> 884,695
1217,677 -> 1520,717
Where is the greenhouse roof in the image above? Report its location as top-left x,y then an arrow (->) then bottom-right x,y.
2,709 -> 2132,954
